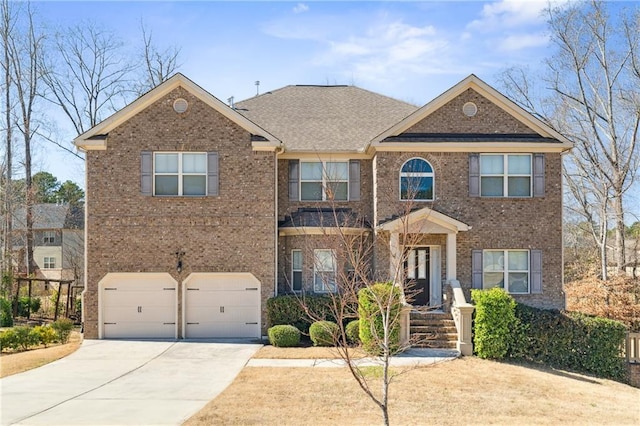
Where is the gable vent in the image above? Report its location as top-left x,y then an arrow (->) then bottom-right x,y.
462,102 -> 478,117
173,98 -> 189,113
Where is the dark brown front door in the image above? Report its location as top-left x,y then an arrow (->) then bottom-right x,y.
405,248 -> 430,306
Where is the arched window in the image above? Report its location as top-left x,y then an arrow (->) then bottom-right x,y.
400,158 -> 434,201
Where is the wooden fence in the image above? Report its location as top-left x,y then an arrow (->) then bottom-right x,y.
626,332 -> 640,363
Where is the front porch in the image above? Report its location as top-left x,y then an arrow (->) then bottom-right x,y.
377,207 -> 475,355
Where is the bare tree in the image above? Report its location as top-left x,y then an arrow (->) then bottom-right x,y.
135,21 -> 181,96
6,0 -> 44,277
42,22 -> 135,135
500,1 -> 640,278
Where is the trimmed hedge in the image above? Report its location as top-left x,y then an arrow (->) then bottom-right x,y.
509,304 -> 627,380
358,282 -> 401,356
266,294 -> 354,334
309,321 -> 339,346
346,319 -> 360,344
268,325 -> 301,347
471,288 -> 516,359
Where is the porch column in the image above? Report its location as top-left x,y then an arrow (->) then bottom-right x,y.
446,232 -> 457,280
389,232 -> 401,283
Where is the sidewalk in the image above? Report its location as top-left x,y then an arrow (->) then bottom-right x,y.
247,348 -> 460,368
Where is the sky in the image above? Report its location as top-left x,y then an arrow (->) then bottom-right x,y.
11,0 -> 638,221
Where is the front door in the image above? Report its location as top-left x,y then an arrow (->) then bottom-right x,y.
405,248 -> 430,305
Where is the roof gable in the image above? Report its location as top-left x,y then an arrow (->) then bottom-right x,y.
370,74 -> 572,151
73,73 -> 280,151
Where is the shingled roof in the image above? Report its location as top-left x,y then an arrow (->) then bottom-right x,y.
13,204 -> 84,230
235,85 -> 417,152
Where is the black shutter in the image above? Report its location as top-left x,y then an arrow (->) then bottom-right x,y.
469,154 -> 480,197
207,152 -> 219,196
289,160 -> 299,201
533,154 -> 545,197
472,250 -> 483,289
349,160 -> 361,201
141,151 -> 152,196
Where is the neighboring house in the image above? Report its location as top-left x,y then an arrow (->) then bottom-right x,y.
74,73 -> 572,341
606,240 -> 640,278
12,203 -> 84,285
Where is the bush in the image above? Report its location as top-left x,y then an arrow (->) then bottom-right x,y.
346,319 -> 360,344
266,294 -> 339,334
268,325 -> 301,347
52,318 -> 74,343
309,321 -> 338,346
0,328 -> 18,351
358,282 -> 401,356
471,288 -> 517,360
0,297 -> 13,327
508,304 -> 627,380
13,296 -> 41,317
30,325 -> 58,348
13,326 -> 37,351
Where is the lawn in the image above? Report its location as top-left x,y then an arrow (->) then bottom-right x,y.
185,355 -> 640,426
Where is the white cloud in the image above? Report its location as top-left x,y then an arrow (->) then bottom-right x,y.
498,32 -> 549,52
467,0 -> 547,31
293,3 -> 309,14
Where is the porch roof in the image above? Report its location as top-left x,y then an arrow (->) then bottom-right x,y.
377,207 -> 471,233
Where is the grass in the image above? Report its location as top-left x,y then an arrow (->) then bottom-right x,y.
253,345 -> 367,359
0,330 -> 82,378
185,356 -> 640,426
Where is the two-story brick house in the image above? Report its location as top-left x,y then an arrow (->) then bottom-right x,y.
74,73 -> 571,341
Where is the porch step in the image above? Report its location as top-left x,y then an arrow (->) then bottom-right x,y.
409,312 -> 458,349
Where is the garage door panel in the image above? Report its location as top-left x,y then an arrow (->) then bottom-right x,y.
104,321 -> 175,339
103,290 -> 175,307
186,322 -> 260,339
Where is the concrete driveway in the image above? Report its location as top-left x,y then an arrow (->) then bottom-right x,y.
0,339 -> 262,426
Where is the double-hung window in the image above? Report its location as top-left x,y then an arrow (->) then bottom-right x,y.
154,152 -> 207,196
313,249 -> 337,292
301,161 -> 348,201
43,257 -> 56,269
480,154 -> 531,197
400,158 -> 434,201
43,231 -> 55,244
483,250 -> 529,294
291,250 -> 303,292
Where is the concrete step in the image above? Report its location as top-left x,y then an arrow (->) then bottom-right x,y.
410,319 -> 456,327
412,339 -> 458,349
410,325 -> 457,334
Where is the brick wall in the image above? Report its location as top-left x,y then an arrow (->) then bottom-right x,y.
84,87 -> 276,338
628,363 -> 640,388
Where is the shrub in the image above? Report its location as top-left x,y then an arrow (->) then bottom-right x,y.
0,328 -> 17,351
358,282 -> 401,356
52,318 -> 74,343
471,288 -> 517,360
13,326 -> 37,351
266,294 -> 338,334
13,296 -> 41,317
30,325 -> 58,348
309,321 -> 338,346
346,319 -> 360,344
508,304 -> 627,380
268,325 -> 301,347
0,297 -> 13,327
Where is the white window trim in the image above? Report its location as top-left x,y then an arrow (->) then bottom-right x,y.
483,249 -> 530,294
153,152 -> 207,196
291,249 -> 303,293
43,231 -> 55,244
43,256 -> 56,269
399,157 -> 435,201
480,154 -> 532,198
313,249 -> 337,293
299,160 -> 349,201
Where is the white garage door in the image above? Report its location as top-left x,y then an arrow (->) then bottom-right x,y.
101,273 -> 177,339
184,273 -> 261,339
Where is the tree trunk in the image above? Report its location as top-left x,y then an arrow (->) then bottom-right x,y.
612,196 -> 626,274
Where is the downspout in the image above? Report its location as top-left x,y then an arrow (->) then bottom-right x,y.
274,147 -> 283,297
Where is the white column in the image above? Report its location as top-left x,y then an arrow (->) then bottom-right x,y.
446,232 -> 457,280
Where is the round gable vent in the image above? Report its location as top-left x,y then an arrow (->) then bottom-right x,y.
173,98 -> 189,113
462,102 -> 478,117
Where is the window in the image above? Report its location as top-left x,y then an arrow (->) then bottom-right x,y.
43,257 -> 56,269
400,158 -> 434,201
154,152 -> 207,196
43,231 -> 55,244
483,250 -> 529,294
480,154 -> 531,197
291,250 -> 303,292
313,249 -> 337,292
300,161 -> 348,201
